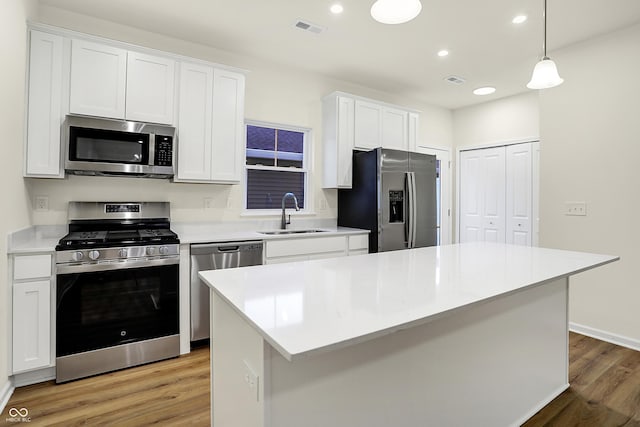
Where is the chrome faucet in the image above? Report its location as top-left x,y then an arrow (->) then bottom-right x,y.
281,192 -> 300,229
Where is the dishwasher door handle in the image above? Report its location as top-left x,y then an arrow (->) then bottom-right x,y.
216,245 -> 240,252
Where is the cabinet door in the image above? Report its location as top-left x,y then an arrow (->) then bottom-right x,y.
126,52 -> 175,124
13,280 -> 51,373
354,100 -> 382,150
211,69 -> 245,183
69,39 -> 127,119
506,143 -> 532,246
459,147 -> 506,243
336,96 -> 355,187
25,30 -> 64,177
481,147 -> 506,243
382,106 -> 408,150
408,112 -> 419,152
459,150 -> 483,242
176,62 -> 214,181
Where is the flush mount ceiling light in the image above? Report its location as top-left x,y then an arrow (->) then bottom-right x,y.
473,87 -> 496,96
437,49 -> 449,57
370,0 -> 422,24
330,3 -> 344,14
527,0 -> 564,89
512,15 -> 527,24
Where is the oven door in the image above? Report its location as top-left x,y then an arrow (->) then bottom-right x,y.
56,258 -> 179,358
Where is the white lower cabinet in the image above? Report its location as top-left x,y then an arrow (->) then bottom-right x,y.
264,233 -> 368,264
12,254 -> 53,374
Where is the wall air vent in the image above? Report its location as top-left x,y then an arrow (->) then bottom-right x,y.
445,75 -> 466,85
294,19 -> 325,34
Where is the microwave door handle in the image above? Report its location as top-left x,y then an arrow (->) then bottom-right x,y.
148,133 -> 156,166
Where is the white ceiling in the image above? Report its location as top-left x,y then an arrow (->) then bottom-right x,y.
39,0 -> 640,109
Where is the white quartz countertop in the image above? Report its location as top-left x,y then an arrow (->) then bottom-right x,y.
199,242 -> 618,362
7,222 -> 368,253
173,224 -> 368,245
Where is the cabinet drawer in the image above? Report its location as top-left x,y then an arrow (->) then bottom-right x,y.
14,254 -> 52,281
348,234 -> 369,251
266,236 -> 346,258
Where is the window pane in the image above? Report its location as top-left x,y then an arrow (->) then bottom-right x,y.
247,125 -> 275,151
277,130 -> 304,153
246,169 -> 305,209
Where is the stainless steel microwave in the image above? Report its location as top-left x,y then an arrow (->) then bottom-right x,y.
64,115 -> 175,178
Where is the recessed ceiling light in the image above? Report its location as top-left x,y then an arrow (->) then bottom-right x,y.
512,15 -> 527,24
437,50 -> 449,57
473,86 -> 496,96
330,3 -> 344,14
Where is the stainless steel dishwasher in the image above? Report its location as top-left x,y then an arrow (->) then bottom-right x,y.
190,241 -> 264,342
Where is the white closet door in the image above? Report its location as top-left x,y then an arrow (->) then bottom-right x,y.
459,150 -> 483,242
481,147 -> 506,243
506,143 -> 533,246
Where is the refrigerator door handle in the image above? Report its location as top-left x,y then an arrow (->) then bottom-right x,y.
407,171 -> 416,248
405,172 -> 411,248
411,172 -> 418,248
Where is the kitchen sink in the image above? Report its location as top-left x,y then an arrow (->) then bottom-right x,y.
258,229 -> 328,235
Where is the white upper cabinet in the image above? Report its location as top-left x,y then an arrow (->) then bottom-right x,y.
25,30 -> 65,178
381,106 -> 409,151
69,39 -> 127,119
69,39 -> 175,124
322,92 -> 419,188
176,62 -> 214,181
126,52 -> 175,124
323,95 -> 355,188
210,68 -> 245,183
354,100 -> 383,150
175,63 -> 245,183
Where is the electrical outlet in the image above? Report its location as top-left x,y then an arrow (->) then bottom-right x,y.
318,198 -> 327,210
565,201 -> 587,216
204,198 -> 214,209
35,196 -> 49,211
243,360 -> 259,402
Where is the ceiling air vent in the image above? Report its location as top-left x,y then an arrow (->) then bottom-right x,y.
445,75 -> 466,85
294,19 -> 325,34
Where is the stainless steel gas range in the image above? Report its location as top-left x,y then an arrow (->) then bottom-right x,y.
54,202 -> 180,383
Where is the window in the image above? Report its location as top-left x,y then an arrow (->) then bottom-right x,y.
245,122 -> 309,211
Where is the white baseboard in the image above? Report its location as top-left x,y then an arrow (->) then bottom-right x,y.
570,322 -> 640,352
0,378 -> 15,415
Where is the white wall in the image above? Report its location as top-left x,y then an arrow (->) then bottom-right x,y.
1,0 -> 38,406
453,92 -> 539,149
29,6 -> 452,225
539,23 -> 640,347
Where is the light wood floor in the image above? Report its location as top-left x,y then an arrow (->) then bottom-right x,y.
3,333 -> 640,426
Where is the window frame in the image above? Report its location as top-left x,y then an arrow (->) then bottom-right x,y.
242,119 -> 312,215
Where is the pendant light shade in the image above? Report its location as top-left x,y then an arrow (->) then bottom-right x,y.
527,57 -> 564,89
371,0 -> 422,24
527,0 -> 563,89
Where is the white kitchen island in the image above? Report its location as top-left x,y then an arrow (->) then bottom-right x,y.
199,242 -> 618,427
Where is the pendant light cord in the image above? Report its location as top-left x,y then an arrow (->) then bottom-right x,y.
542,0 -> 548,59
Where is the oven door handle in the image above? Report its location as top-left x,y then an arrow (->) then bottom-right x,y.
56,256 -> 179,274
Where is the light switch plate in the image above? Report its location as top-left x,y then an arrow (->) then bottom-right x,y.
243,360 -> 259,402
565,201 -> 587,216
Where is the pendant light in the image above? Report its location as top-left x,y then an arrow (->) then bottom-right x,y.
371,0 -> 422,25
527,0 -> 564,89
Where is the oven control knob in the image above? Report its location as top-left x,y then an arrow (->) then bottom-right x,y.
118,249 -> 128,258
72,251 -> 84,262
88,250 -> 100,260
159,246 -> 169,255
146,246 -> 156,256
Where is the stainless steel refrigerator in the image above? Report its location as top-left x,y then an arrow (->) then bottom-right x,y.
338,148 -> 437,252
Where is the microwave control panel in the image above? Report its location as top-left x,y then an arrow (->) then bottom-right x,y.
154,136 -> 173,166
